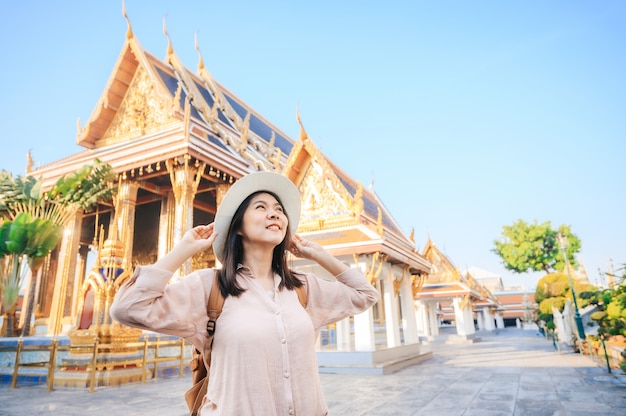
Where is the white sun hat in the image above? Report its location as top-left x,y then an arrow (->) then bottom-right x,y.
212,171 -> 301,263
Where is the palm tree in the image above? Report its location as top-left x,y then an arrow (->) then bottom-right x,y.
0,159 -> 116,337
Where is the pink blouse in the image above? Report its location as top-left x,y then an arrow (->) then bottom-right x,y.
110,265 -> 379,415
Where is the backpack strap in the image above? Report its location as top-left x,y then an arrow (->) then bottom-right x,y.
200,270 -> 224,369
206,270 -> 225,336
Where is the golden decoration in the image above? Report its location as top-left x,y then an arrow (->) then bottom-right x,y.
353,182 -> 364,216
411,273 -> 426,297
296,107 -> 309,142
122,0 -> 134,40
459,294 -> 471,310
376,207 -> 383,236
102,67 -> 176,143
238,111 -> 251,152
26,150 -> 34,173
355,252 -> 385,285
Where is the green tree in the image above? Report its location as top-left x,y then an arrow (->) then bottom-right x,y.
0,159 -> 116,336
492,219 -> 581,274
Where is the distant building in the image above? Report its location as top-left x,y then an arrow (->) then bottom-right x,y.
465,267 -> 537,327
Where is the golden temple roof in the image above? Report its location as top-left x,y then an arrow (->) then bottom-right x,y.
31,9 -> 430,274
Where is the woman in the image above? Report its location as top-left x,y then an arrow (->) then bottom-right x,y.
111,171 -> 379,415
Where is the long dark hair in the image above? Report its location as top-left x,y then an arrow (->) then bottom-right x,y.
218,190 -> 304,297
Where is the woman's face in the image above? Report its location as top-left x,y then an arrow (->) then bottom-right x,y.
239,192 -> 289,251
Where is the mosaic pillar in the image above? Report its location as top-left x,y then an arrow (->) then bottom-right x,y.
47,209 -> 83,336
112,179 -> 139,269
158,191 -> 176,259
167,157 -> 205,277
71,245 -> 90,318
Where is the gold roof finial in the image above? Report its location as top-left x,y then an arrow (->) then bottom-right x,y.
26,149 -> 34,173
163,15 -> 174,60
195,31 -> 206,72
409,227 -> 415,244
296,105 -> 309,142
122,0 -> 134,40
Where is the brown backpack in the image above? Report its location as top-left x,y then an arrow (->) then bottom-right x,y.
184,271 -> 308,416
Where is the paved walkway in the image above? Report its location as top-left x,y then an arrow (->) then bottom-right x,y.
1,329 -> 625,415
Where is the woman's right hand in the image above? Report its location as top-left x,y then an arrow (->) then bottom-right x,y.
181,223 -> 218,255
154,223 -> 218,272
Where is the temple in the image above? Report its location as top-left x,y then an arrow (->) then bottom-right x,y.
11,11 -> 536,380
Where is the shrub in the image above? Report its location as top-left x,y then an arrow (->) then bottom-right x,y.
539,297 -> 566,315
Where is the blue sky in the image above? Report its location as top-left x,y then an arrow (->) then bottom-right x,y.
1,1 -> 624,290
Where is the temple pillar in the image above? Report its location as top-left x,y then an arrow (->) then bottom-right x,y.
71,245 -> 90,318
495,312 -> 504,329
415,300 -> 429,337
158,191 -> 176,259
453,297 -> 475,337
399,277 -> 419,343
383,267 -> 401,347
354,307 -> 375,351
429,303 -> 440,336
477,309 -> 485,330
335,317 -> 351,351
167,157 -> 205,276
483,308 -> 495,331
48,209 -> 83,335
110,179 -> 139,268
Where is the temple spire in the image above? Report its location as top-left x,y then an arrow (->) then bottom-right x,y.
26,149 -> 34,173
195,32 -> 206,73
296,106 -> 309,142
122,0 -> 134,40
163,15 -> 174,61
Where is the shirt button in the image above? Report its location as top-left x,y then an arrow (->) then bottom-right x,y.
284,372 -> 289,378
288,409 -> 294,415
276,311 -> 280,315
281,338 -> 286,344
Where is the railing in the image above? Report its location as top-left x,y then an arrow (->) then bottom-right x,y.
0,337 -> 60,390
0,336 -> 192,392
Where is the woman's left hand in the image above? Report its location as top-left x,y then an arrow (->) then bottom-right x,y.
289,234 -> 350,276
289,234 -> 321,261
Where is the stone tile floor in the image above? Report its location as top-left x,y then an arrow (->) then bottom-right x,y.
1,329 -> 624,415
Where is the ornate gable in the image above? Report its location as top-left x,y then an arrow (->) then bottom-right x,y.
422,238 -> 462,283
101,65 -> 179,145
76,20 -> 182,149
284,115 -> 363,233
